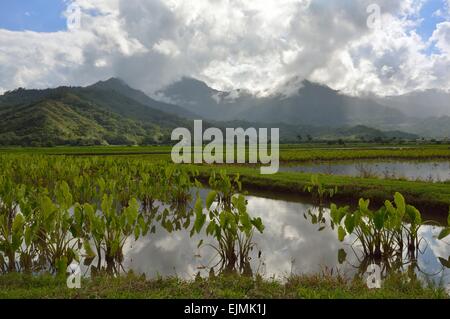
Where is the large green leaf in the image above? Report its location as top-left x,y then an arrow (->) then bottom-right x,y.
358,198 -> 370,211
83,239 -> 96,258
206,221 -> 216,236
239,212 -> 252,232
406,205 -> 421,225
206,191 -> 217,210
338,249 -> 347,264
330,204 -> 347,224
384,200 -> 396,215
344,213 -> 355,234
373,209 -> 385,231
125,198 -> 139,224
193,197 -> 206,234
12,213 -> 25,234
251,217 -> 265,233
394,192 -> 405,216
338,226 -> 346,242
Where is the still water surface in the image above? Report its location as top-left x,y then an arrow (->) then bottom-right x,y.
121,191 -> 450,290
279,161 -> 450,182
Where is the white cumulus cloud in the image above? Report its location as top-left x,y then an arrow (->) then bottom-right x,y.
0,0 -> 448,97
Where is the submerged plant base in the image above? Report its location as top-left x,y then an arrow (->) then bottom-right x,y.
0,273 -> 447,299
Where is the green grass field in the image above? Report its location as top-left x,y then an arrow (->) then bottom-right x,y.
2,143 -> 450,162
0,273 -> 446,299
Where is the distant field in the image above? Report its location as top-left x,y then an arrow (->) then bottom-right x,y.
1,143 -> 449,163
0,145 -> 174,155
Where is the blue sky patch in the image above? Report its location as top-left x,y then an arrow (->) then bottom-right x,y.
416,0 -> 448,40
0,0 -> 68,32
415,0 -> 449,55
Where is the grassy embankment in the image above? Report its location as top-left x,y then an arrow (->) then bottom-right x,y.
193,165 -> 450,216
210,146 -> 450,214
0,273 -> 447,299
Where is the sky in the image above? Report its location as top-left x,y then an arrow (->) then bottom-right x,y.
0,0 -> 67,32
0,0 -> 449,97
418,0 -> 447,38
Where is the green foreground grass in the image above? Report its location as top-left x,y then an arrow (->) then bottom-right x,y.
0,273 -> 447,299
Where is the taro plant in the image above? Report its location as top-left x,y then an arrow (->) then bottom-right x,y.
0,177 -> 43,273
13,187 -> 42,273
192,171 -> 264,276
0,176 -> 27,272
304,175 -> 337,209
35,181 -> 81,275
330,192 -> 423,263
304,175 -> 337,231
82,193 -> 151,274
399,200 -> 422,255
72,203 -> 97,267
136,172 -> 160,214
72,173 -> 95,204
159,166 -> 200,232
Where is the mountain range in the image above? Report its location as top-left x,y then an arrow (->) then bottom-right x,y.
0,77 -> 448,146
159,78 -> 404,127
158,77 -> 450,137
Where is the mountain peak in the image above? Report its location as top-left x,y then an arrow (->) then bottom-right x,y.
85,77 -> 198,119
299,80 -> 339,94
89,77 -> 129,90
166,77 -> 220,94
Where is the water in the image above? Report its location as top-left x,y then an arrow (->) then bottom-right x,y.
121,191 -> 450,290
279,160 -> 450,182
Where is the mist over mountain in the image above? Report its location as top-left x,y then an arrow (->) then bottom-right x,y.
159,77 -> 449,137
156,77 -> 256,120
234,81 -> 405,127
390,116 -> 450,139
158,77 -> 407,127
378,90 -> 450,119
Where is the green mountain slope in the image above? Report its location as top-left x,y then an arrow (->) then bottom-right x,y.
0,84 -> 189,146
218,121 -> 418,142
88,78 -> 199,119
